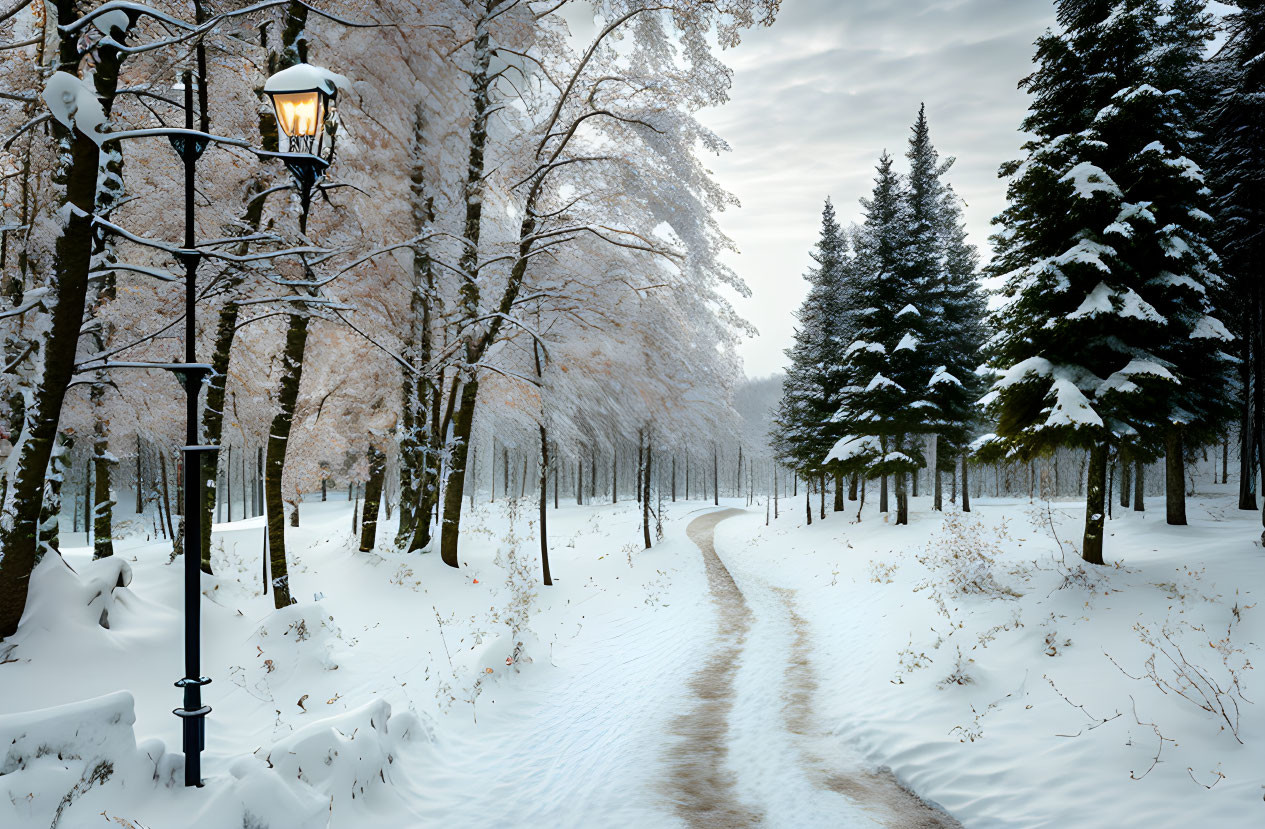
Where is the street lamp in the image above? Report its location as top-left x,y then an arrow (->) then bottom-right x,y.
50,8 -> 347,791
162,63 -> 340,787
263,63 -> 344,233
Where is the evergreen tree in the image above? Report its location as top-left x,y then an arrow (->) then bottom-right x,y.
938,183 -> 989,471
772,200 -> 852,489
1206,1 -> 1265,523
985,0 -> 1232,562
905,106 -> 988,508
832,153 -> 929,525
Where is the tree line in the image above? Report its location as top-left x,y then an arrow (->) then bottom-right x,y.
0,0 -> 781,639
774,0 -> 1264,563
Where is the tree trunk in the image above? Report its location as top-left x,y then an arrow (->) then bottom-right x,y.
396,362 -> 420,539
895,469 -> 908,525
642,429 -> 653,549
264,314 -> 309,607
961,457 -> 971,514
1082,441 -> 1108,565
241,446 -> 248,518
408,370 -> 447,552
834,470 -> 844,511
91,387 -> 115,560
227,447 -> 234,521
880,474 -> 889,513
439,379 -> 479,568
135,437 -> 143,515
612,444 -> 618,504
434,10 -> 496,568
820,471 -> 826,520
1255,301 -> 1265,522
1108,456 -> 1115,520
805,478 -> 812,526
1134,458 -> 1145,512
358,445 -> 386,552
37,435 -> 72,558
396,107 -> 435,547
773,463 -> 778,519
0,79 -> 108,638
1165,429 -> 1187,526
713,445 -> 719,506
636,440 -> 643,504
931,435 -> 941,511
671,455 -> 676,502
848,473 -> 858,501
1120,456 -> 1131,509
159,450 -> 177,552
256,448 -> 264,517
539,425 -> 553,584
83,464 -> 92,545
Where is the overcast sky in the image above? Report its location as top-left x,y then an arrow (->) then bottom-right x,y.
699,0 -> 1060,379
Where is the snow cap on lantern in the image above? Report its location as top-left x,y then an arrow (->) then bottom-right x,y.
263,63 -> 348,155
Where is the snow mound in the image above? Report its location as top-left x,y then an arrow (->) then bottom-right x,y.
0,691 -> 172,827
250,603 -> 348,682
262,699 -> 419,805
16,553 -> 135,640
196,700 -> 424,827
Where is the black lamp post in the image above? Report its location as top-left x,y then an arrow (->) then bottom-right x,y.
162,63 -> 339,788
51,9 -> 346,787
169,68 -> 216,790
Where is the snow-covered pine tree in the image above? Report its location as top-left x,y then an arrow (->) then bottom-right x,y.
831,153 -> 929,525
903,105 -> 987,511
1100,0 -> 1234,526
985,0 -> 1233,563
1205,1 -> 1265,519
937,182 -> 989,512
903,106 -> 946,509
772,199 -> 851,500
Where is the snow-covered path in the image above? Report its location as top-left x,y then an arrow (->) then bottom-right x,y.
670,509 -> 958,828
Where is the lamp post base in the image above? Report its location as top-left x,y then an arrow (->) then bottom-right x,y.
173,675 -> 212,787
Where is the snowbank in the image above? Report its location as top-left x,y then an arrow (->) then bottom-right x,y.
713,490 -> 1265,828
0,691 -> 174,829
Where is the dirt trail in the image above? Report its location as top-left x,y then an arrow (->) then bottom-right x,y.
667,508 -> 959,829
773,586 -> 959,828
664,508 -> 763,827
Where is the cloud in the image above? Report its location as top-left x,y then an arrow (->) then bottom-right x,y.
701,0 -> 1058,378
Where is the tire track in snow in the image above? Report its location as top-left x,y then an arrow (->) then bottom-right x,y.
679,509 -> 960,827
665,508 -> 764,828
772,586 -> 961,828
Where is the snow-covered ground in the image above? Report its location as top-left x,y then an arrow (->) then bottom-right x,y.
712,486 -> 1264,828
1,485 -> 1261,827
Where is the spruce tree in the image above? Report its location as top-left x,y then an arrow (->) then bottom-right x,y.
985,0 -> 1232,562
1106,1 -> 1232,526
1206,1 -> 1265,523
772,200 -> 852,490
905,106 -> 988,509
832,153 -> 929,525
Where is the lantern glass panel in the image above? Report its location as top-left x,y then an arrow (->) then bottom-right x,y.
271,91 -> 325,143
